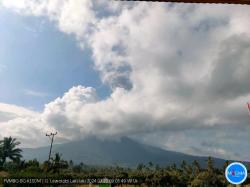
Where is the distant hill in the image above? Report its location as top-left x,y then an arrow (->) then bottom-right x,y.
22,137 -> 248,168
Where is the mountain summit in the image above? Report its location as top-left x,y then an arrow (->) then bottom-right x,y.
23,137 -> 228,167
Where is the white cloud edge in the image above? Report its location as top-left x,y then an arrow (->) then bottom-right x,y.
0,1 -> 249,161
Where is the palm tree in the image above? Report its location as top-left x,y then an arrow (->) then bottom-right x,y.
0,137 -> 22,166
50,153 -> 68,173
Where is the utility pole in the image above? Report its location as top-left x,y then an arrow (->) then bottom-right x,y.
46,132 -> 57,162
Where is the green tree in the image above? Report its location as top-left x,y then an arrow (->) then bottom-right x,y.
69,160 -> 74,169
25,159 -> 41,172
189,157 -> 226,187
50,153 -> 68,174
189,171 -> 226,187
0,149 -> 3,169
192,160 -> 201,176
0,137 -> 22,167
207,157 -> 214,173
222,160 -> 229,171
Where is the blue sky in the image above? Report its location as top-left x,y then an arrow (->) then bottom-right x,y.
0,8 -> 110,111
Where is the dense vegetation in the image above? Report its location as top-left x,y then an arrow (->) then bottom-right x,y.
0,137 -> 249,187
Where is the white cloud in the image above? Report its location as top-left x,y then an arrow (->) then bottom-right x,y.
0,103 -> 38,118
0,103 -> 44,147
0,1 -> 250,160
24,89 -> 49,97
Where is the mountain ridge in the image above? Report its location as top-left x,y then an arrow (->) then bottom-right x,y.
22,136 -> 249,168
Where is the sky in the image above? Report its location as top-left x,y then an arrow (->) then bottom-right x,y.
0,7 -> 110,111
0,0 -> 250,161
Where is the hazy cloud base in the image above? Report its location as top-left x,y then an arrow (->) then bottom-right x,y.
0,0 -> 250,161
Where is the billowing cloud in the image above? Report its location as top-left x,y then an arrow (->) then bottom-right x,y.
0,1 -> 250,161
0,103 -> 38,120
